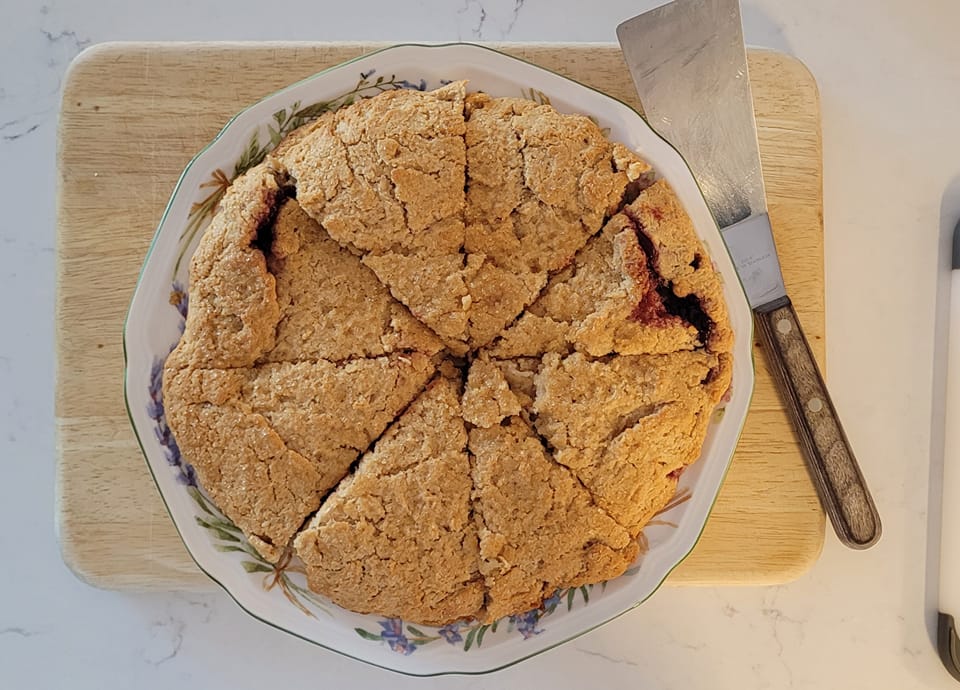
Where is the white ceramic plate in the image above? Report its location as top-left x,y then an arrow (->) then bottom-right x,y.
124,42 -> 755,676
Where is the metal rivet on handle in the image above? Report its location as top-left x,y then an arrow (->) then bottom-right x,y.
807,397 -> 823,413
777,318 -> 792,334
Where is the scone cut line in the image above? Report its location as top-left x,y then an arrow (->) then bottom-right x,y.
162,81 -> 734,625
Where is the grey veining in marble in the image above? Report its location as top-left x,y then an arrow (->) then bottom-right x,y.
4,0 -> 960,688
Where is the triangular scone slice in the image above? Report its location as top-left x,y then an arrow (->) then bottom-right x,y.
163,354 -> 436,561
238,355 -> 437,494
469,418 -> 637,623
163,365 -> 323,564
278,82 -> 472,352
265,198 -> 443,362
463,94 -> 653,348
531,351 -> 732,536
294,378 -> 484,625
486,213 -> 699,357
464,360 -> 637,623
488,179 -> 730,358
165,168 -> 443,372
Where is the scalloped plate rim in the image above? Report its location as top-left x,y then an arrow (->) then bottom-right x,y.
122,42 -> 756,676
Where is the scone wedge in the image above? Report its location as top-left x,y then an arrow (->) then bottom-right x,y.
294,377 -> 485,625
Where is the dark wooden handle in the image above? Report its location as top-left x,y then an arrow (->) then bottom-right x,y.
756,297 -> 881,548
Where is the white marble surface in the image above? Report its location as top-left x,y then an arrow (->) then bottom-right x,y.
3,0 -> 959,687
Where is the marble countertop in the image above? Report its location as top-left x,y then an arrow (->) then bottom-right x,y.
3,0 -> 959,687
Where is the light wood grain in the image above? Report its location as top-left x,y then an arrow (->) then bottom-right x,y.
55,42 -> 825,591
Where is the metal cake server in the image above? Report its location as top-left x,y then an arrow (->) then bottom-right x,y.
617,0 -> 881,548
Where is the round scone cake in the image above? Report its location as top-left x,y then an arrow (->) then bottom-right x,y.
163,81 -> 733,626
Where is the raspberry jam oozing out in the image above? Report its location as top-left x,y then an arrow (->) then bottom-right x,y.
628,222 -> 714,347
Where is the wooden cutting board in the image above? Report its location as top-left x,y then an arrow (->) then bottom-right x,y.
55,42 -> 825,590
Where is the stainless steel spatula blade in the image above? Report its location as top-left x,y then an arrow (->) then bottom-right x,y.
620,0 -> 765,229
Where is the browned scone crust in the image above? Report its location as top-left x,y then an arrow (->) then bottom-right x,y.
265,198 -> 444,361
477,177 -> 734,543
165,83 -> 735,622
461,94 -> 652,348
163,165 -> 443,563
294,378 -> 484,625
531,351 -> 732,537
239,357 -> 435,490
164,398 -> 321,564
465,360 -> 637,622
165,353 -> 435,564
165,162 -> 283,370
622,180 -> 733,356
276,85 -> 652,353
470,418 -> 638,623
463,348 -> 732,543
277,82 -> 471,352
488,179 -> 731,358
